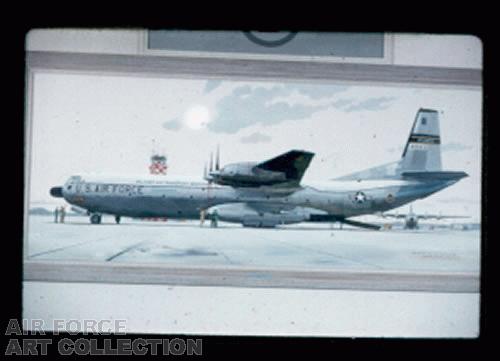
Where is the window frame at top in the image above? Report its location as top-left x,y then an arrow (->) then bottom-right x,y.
140,31 -> 396,65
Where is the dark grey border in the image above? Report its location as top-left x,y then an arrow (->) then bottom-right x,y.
26,51 -> 482,87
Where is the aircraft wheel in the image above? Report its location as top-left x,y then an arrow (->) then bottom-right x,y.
90,214 -> 102,224
115,215 -> 121,224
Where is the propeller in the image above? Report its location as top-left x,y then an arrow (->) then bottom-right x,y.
215,144 -> 220,171
204,144 -> 221,184
204,145 -> 220,183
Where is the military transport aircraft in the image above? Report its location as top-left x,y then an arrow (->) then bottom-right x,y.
50,109 -> 468,230
380,204 -> 469,230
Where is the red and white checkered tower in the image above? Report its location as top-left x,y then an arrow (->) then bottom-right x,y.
147,140 -> 168,221
149,154 -> 168,175
149,140 -> 168,175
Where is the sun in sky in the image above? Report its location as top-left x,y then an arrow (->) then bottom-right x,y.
183,105 -> 212,130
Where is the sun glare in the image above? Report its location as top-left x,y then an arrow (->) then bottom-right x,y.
183,105 -> 211,130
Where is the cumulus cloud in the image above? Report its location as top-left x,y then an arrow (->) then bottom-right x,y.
240,132 -> 272,144
441,142 -> 474,152
203,79 -> 223,93
288,83 -> 349,99
162,118 -> 182,130
207,83 -> 348,134
342,96 -> 396,112
332,98 -> 355,108
163,83 -> 398,134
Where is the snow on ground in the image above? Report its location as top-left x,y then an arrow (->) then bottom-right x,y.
26,215 -> 480,273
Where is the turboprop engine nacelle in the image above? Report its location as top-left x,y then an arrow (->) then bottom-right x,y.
209,162 -> 287,187
204,149 -> 315,188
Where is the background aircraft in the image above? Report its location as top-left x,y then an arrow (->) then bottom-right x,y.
381,204 -> 469,229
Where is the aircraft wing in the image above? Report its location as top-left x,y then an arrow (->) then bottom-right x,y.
416,214 -> 470,220
381,213 -> 407,219
256,150 -> 315,187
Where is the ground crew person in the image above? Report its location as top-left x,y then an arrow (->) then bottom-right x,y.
200,209 -> 206,227
210,209 -> 219,228
60,206 -> 66,224
54,207 -> 59,223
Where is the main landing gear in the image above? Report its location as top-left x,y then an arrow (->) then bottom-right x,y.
90,214 -> 102,224
89,214 -> 122,224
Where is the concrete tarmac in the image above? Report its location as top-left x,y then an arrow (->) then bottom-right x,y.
25,216 -> 481,293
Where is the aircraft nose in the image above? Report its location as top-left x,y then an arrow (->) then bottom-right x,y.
50,186 -> 63,198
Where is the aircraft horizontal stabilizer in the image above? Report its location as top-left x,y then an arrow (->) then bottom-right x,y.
340,218 -> 381,230
309,214 -> 381,230
401,171 -> 468,181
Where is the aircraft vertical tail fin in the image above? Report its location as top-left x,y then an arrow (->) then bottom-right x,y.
334,108 -> 446,181
399,108 -> 442,172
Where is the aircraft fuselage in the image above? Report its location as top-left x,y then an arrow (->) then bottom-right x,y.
52,175 -> 458,221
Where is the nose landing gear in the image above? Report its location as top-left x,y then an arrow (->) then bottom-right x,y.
115,215 -> 121,224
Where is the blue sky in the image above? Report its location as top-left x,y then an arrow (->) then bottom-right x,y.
29,73 -> 482,219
